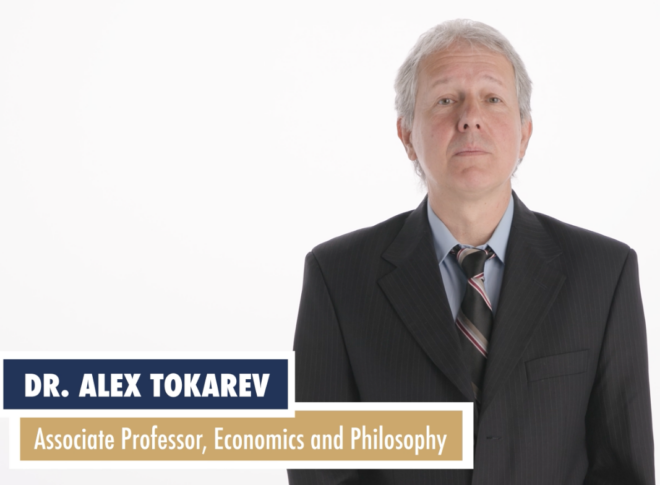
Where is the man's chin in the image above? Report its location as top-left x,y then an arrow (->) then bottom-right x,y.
440,175 -> 510,200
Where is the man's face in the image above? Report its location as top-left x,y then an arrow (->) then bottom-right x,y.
398,44 -> 532,199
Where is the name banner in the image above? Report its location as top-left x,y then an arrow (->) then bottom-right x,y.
3,359 -> 287,410
0,352 -> 473,470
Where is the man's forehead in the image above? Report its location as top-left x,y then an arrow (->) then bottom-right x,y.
419,46 -> 515,86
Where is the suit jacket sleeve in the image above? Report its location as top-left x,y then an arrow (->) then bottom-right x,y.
288,251 -> 362,485
584,248 -> 655,484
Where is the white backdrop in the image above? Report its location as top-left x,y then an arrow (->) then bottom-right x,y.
0,1 -> 658,483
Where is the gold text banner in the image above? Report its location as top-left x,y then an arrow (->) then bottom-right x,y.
21,411 -> 462,462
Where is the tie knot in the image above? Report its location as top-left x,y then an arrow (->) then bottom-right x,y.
452,245 -> 495,278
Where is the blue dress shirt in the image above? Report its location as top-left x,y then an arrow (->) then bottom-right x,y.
427,194 -> 514,320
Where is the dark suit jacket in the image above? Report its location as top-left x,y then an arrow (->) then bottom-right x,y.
288,192 -> 655,485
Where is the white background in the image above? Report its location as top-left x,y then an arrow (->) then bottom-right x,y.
0,1 -> 658,483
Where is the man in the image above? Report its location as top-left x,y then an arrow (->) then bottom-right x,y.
288,19 -> 654,485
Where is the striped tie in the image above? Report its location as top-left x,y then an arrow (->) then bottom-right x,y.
452,245 -> 496,405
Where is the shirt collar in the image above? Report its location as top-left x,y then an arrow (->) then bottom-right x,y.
427,193 -> 514,264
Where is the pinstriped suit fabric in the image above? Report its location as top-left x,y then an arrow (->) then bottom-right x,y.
288,192 -> 654,485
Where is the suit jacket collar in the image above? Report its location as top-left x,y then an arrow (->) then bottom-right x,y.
378,191 -> 566,412
482,192 -> 565,413
379,196 -> 474,401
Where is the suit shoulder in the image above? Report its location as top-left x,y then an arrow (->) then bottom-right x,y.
533,210 -> 631,260
310,210 -> 412,264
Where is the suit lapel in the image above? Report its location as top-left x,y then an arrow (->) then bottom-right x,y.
480,192 -> 566,414
378,198 -> 474,402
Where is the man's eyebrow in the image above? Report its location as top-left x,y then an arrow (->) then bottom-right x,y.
481,74 -> 505,86
429,74 -> 506,88
430,77 -> 450,87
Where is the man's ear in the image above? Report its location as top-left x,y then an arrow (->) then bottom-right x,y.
519,118 -> 533,159
397,118 -> 417,161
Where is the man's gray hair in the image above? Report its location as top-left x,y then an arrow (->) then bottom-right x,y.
394,19 -> 532,179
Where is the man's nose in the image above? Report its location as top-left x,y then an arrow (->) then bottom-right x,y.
457,98 -> 482,131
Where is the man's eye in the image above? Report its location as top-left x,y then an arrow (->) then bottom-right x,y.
438,98 -> 453,105
488,97 -> 501,103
